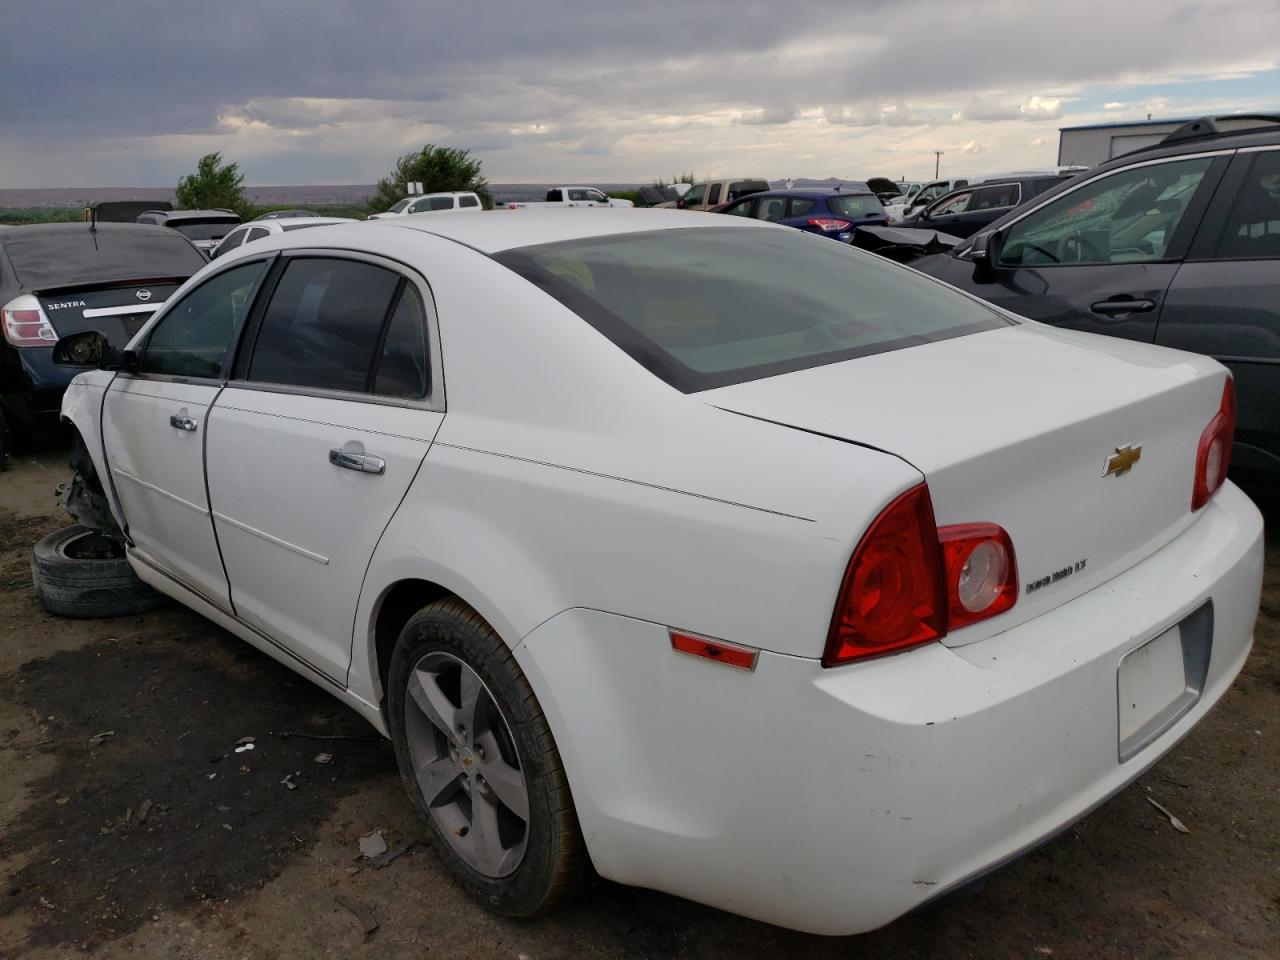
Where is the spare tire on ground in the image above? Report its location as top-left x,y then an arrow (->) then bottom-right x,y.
31,525 -> 168,618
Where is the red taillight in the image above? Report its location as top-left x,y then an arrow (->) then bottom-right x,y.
938,524 -> 1018,629
807,217 -> 853,233
824,485 -> 946,666
824,485 -> 1019,666
1192,376 -> 1235,510
1,295 -> 57,348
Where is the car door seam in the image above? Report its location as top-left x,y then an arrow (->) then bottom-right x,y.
345,427 -> 443,688
204,384 -> 239,615
434,441 -> 816,522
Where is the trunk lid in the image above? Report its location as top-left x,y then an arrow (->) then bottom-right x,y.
701,323 -> 1229,645
38,281 -> 183,348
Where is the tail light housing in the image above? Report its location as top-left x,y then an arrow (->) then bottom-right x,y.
938,524 -> 1018,629
824,485 -> 1018,666
2,295 -> 57,348
808,217 -> 853,233
1191,376 -> 1235,510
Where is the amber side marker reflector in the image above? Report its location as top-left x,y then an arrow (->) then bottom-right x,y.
669,630 -> 758,671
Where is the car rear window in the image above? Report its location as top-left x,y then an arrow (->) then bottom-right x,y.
3,231 -> 206,289
169,219 -> 240,241
827,195 -> 885,218
495,227 -> 1010,391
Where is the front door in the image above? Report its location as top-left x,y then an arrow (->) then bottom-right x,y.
205,254 -> 443,681
102,259 -> 271,608
1159,147 -> 1280,472
972,154 -> 1226,343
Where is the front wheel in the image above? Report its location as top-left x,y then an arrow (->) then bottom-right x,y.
387,599 -> 588,917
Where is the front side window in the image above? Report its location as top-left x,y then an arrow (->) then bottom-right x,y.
389,199 -> 412,213
248,258 -> 401,393
245,227 -> 270,243
682,184 -> 706,207
217,228 -> 247,255
1210,150 -> 1280,259
723,199 -> 756,218
929,191 -> 973,216
547,189 -> 564,202
140,260 -> 267,379
999,156 -> 1214,266
495,227 -> 1008,392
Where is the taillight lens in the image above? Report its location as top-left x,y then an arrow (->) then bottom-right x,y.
824,486 -> 1018,666
938,524 -> 1018,629
2,295 -> 58,347
824,485 -> 946,666
1192,376 -> 1235,510
808,217 -> 853,233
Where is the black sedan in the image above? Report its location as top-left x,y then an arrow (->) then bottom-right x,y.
0,222 -> 206,466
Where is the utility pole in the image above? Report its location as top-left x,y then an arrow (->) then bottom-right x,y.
933,150 -> 944,178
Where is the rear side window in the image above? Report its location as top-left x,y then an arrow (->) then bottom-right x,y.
827,195 -> 884,218
789,198 -> 816,217
141,260 -> 267,379
248,258 -> 401,393
495,227 -> 1008,392
459,195 -> 479,208
970,183 -> 1020,210
1211,150 -> 1280,259
374,286 -> 430,398
707,184 -> 723,205
547,189 -> 564,202
428,197 -> 454,211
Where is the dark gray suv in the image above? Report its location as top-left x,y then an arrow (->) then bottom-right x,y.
914,115 -> 1280,477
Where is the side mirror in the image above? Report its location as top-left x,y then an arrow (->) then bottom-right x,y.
52,331 -> 137,371
969,230 -> 1004,280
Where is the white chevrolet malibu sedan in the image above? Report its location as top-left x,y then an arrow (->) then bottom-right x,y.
51,209 -> 1263,934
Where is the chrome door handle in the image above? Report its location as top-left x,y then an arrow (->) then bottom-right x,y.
329,449 -> 386,475
169,414 -> 198,432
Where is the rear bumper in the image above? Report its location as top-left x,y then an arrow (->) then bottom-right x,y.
515,482 -> 1264,935
1,346 -> 73,424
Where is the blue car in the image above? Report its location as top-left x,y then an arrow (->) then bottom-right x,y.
716,186 -> 889,241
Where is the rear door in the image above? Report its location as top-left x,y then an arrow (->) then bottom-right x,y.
205,252 -> 444,682
102,258 -> 272,608
1158,146 -> 1280,472
970,152 -> 1228,342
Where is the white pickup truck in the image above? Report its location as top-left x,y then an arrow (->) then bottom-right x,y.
505,187 -> 634,209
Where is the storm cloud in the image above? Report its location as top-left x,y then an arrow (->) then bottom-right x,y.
3,0 -> 1277,185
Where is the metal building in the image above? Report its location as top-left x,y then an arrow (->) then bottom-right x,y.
1057,115 -> 1271,167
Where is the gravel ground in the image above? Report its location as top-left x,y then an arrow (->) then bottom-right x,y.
1,442 -> 1277,960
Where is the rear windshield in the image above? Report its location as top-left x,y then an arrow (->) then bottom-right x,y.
4,232 -> 206,289
828,194 -> 885,217
495,227 -> 1010,391
169,219 -> 239,241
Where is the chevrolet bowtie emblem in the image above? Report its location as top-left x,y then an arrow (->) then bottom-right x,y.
1103,444 -> 1142,477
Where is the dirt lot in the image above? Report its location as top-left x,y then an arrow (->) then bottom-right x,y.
1,442 -> 1277,960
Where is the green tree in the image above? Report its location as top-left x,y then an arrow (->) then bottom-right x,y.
368,144 -> 492,212
175,153 -> 250,217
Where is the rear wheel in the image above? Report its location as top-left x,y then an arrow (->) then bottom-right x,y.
31,525 -> 168,618
387,599 -> 587,917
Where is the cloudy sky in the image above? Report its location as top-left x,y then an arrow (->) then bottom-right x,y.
4,0 -> 1278,187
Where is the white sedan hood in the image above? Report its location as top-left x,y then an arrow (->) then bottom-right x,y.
701,322 -> 1232,644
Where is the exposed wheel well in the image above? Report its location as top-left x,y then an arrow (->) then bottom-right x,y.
373,578 -> 455,704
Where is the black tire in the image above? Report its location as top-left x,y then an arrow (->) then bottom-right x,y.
31,525 -> 168,619
387,598 -> 588,917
